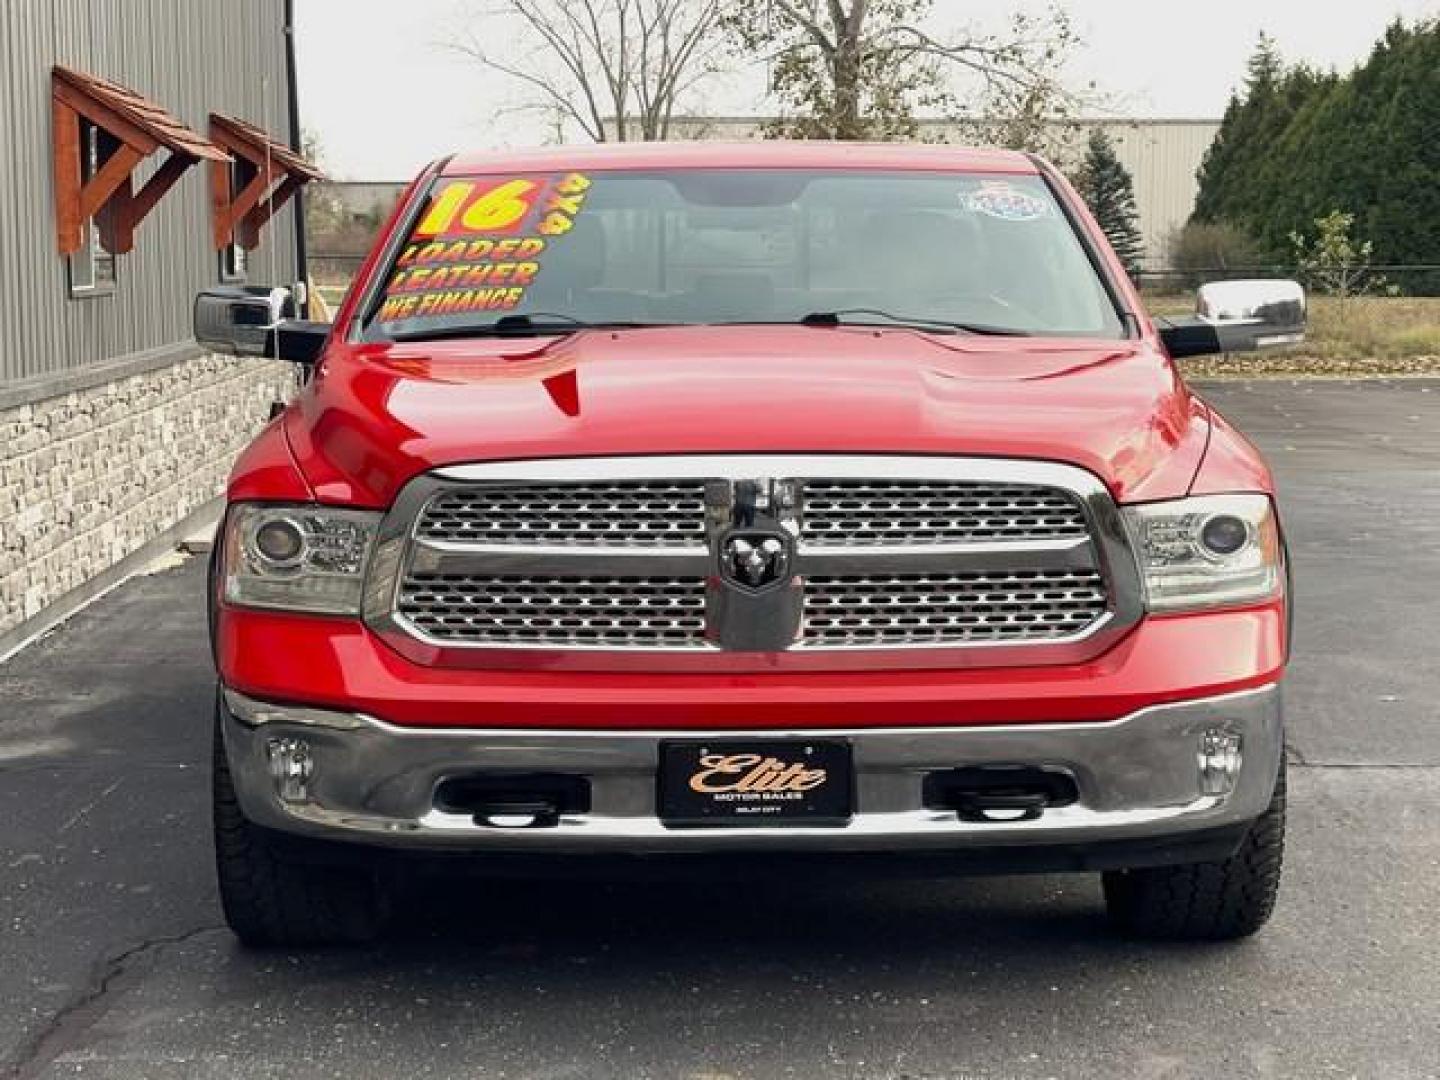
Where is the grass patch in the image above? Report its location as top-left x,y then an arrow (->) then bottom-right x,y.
1304,297 -> 1440,360
1378,323 -> 1440,358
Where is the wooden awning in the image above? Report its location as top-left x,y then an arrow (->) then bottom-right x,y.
51,65 -> 229,256
209,113 -> 326,251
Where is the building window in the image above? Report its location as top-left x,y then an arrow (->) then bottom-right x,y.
220,238 -> 248,281
67,122 -> 117,297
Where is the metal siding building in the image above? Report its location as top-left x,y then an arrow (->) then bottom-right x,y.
0,0 -> 301,653
1067,119 -> 1221,269
0,0 -> 299,386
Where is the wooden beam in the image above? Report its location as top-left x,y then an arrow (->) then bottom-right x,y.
78,143 -> 143,222
208,112 -> 322,253
107,152 -> 193,254
52,99 -> 85,255
230,163 -> 276,223
52,79 -> 158,157
210,156 -> 233,249
94,130 -> 130,254
96,170 -> 132,255
214,162 -> 275,244
238,174 -> 302,250
208,127 -> 248,158
50,67 -> 225,262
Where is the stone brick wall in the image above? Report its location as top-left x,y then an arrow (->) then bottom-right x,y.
0,354 -> 294,639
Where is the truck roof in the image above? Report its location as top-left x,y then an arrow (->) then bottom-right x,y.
441,140 -> 1040,176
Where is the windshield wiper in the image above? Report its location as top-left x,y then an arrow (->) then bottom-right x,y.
798,309 -> 1030,337
388,313 -> 666,341
386,309 -> 1029,342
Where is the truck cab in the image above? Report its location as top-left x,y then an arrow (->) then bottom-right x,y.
197,142 -> 1300,947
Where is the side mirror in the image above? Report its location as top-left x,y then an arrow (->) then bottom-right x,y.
194,285 -> 329,367
1158,279 -> 1307,360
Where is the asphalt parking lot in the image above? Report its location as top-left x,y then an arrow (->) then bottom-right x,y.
2,378 -> 1437,1080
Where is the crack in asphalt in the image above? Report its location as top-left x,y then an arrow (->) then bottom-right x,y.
3,925 -> 224,1080
1292,761 -> 1436,770
1286,742 -> 1433,770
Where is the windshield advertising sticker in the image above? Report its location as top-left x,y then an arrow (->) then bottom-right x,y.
376,172 -> 591,324
963,180 -> 1052,223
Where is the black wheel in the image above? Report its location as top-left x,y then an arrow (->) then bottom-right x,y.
212,702 -> 389,947
1103,760 -> 1286,941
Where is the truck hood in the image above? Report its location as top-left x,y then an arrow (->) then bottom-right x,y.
285,325 -> 1208,507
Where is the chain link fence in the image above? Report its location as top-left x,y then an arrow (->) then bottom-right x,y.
1140,264 -> 1440,298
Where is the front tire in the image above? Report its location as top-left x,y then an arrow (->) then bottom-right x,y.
1103,760 -> 1287,941
212,704 -> 389,947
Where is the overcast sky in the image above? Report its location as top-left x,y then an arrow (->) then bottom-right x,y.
295,0 -> 1440,179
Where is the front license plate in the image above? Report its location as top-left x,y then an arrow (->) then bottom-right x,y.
658,740 -> 853,827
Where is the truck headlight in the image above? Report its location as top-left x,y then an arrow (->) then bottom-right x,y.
223,504 -> 381,615
1122,494 -> 1283,612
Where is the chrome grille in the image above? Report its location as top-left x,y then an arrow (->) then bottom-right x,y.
801,480 -> 1087,545
372,456 -> 1137,667
804,570 -> 1108,646
399,574 -> 707,647
417,481 -> 708,547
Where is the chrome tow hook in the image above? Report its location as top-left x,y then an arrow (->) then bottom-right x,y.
471,800 -> 562,829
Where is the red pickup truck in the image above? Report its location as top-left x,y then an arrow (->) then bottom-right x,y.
195,142 -> 1301,947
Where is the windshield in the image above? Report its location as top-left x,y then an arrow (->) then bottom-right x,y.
364,168 -> 1125,340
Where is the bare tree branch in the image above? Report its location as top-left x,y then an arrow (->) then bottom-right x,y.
719,0 -> 1092,147
767,0 -> 835,54
449,35 -> 605,142
451,0 -> 722,142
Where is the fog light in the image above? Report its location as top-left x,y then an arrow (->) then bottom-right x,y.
1197,729 -> 1243,796
266,737 -> 313,804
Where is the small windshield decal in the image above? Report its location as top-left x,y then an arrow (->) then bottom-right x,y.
376,173 -> 592,323
963,181 -> 1053,222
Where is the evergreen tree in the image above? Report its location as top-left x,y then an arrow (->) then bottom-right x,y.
1076,128 -> 1145,278
1336,21 -> 1440,269
1248,30 -> 1285,86
1241,64 -> 1339,254
1190,18 -> 1440,279
1193,33 -> 1281,223
1193,33 -> 1330,232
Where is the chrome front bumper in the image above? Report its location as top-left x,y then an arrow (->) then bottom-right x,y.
220,684 -> 1282,854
